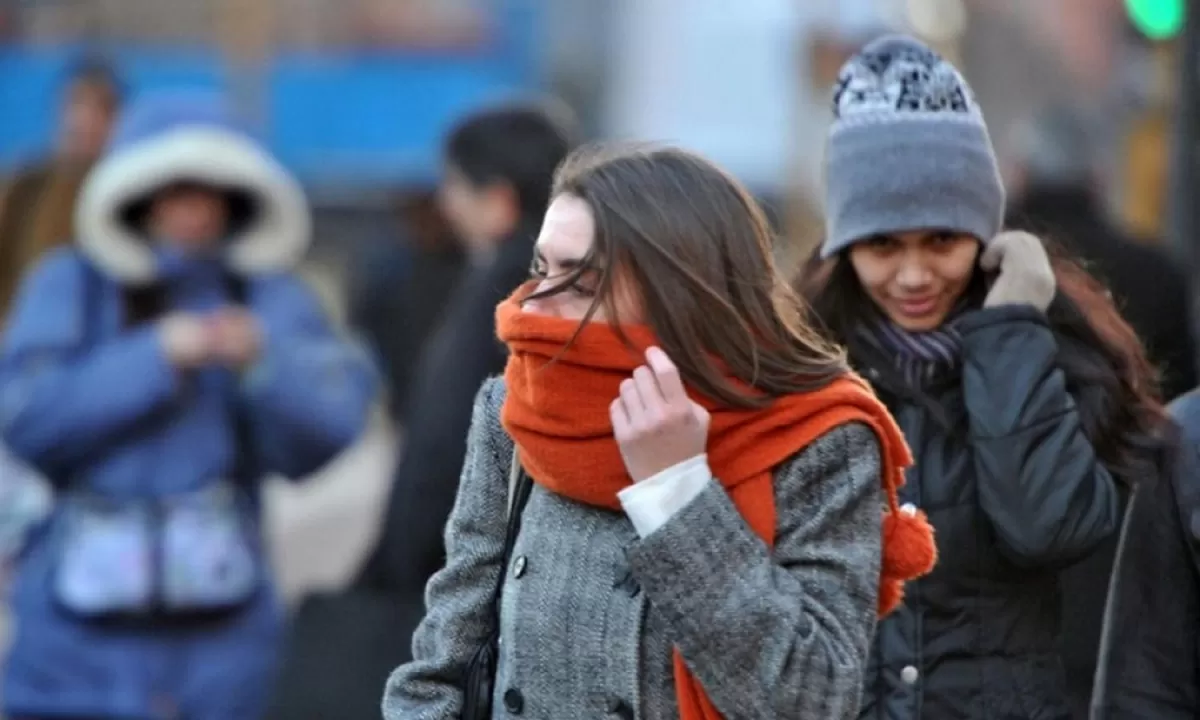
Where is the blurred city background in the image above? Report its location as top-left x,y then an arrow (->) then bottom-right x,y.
0,0 -> 1193,716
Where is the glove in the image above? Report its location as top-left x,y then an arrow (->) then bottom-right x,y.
979,231 -> 1056,312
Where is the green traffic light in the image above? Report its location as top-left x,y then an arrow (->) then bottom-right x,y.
1126,0 -> 1185,40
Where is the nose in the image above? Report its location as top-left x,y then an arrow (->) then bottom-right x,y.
894,251 -> 932,290
521,280 -> 562,317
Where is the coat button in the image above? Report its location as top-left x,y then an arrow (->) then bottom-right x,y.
606,696 -> 635,718
613,569 -> 640,597
512,556 -> 527,579
503,687 -> 525,714
899,502 -> 917,516
901,665 -> 920,685
625,578 -> 641,598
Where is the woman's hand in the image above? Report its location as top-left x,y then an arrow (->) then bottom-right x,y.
159,312 -> 216,369
980,230 -> 1056,311
209,307 -> 264,371
610,347 -> 710,483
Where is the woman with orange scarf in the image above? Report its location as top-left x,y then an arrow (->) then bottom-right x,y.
383,145 -> 936,719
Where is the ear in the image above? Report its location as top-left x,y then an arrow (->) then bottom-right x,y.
481,181 -> 520,235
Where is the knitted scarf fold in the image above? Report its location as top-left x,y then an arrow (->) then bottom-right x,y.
495,282 -> 937,720
856,303 -> 965,386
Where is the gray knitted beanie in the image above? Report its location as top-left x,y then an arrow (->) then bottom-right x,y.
821,34 -> 1005,258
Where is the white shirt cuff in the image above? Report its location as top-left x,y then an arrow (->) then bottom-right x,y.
617,454 -> 712,537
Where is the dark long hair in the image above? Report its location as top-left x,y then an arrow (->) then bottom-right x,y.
533,143 -> 847,408
797,241 -> 1171,488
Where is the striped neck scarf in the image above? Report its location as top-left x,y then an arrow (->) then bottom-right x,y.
856,303 -> 965,387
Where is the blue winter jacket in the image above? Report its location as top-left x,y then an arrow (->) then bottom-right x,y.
0,92 -> 378,720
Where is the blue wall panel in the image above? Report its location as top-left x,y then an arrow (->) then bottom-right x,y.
0,1 -> 542,187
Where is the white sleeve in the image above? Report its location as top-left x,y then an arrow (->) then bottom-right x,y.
617,454 -> 713,537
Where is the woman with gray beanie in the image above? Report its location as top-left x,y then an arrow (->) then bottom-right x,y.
798,35 -> 1172,719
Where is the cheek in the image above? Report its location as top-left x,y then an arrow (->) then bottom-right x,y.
847,250 -> 894,297
609,292 -> 642,325
440,192 -> 464,221
150,203 -> 185,234
203,200 -> 228,226
934,247 -> 981,291
438,185 -> 476,226
535,288 -> 640,324
606,271 -> 645,324
580,299 -> 609,322
522,292 -> 596,321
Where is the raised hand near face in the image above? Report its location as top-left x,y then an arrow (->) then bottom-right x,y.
610,346 -> 711,483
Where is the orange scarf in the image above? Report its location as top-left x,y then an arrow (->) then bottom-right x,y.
496,284 -> 936,720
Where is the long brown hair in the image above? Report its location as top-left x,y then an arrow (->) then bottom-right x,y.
797,241 -> 1171,487
533,143 -> 847,408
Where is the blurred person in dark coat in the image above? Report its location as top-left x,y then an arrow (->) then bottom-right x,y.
1006,105 -> 1197,401
347,192 -> 466,421
0,58 -> 123,319
357,101 -> 576,598
1005,104 -> 1195,718
265,101 -> 574,720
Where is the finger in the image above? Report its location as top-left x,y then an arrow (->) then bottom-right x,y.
222,312 -> 251,332
209,315 -> 237,339
632,366 -> 664,412
979,238 -> 1005,271
610,397 -> 631,438
214,308 -> 252,330
207,307 -> 236,323
619,378 -> 645,417
232,309 -> 258,327
645,347 -> 687,405
202,317 -> 226,343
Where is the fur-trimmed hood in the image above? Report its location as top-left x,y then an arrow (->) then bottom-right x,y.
75,93 -> 310,283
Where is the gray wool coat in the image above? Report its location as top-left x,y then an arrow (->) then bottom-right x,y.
383,377 -> 884,719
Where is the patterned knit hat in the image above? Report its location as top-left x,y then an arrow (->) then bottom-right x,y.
820,34 -> 1004,258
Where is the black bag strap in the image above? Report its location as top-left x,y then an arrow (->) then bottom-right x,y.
76,252 -> 102,349
489,447 -> 533,626
505,446 -> 525,516
1090,485 -> 1139,715
217,271 -> 258,485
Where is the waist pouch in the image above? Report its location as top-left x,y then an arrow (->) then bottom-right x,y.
51,482 -> 261,622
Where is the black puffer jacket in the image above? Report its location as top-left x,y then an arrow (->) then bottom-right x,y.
857,305 -> 1120,719
1091,393 -> 1200,718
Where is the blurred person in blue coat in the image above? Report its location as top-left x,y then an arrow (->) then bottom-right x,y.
0,92 -> 378,720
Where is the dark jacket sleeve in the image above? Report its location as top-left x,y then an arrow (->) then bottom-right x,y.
959,305 -> 1120,567
1091,435 -> 1200,718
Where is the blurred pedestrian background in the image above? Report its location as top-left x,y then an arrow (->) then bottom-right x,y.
0,0 -> 1195,718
